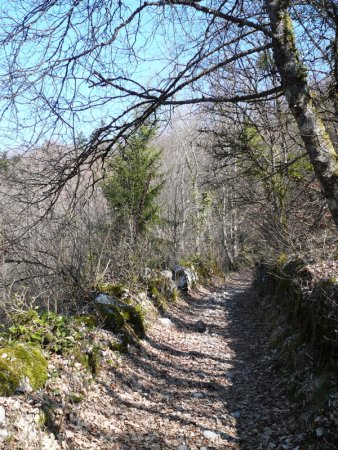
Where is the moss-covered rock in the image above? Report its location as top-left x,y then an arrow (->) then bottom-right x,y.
178,255 -> 221,283
95,295 -> 146,340
0,343 -> 48,395
254,260 -> 338,357
147,271 -> 178,310
98,283 -> 127,299
172,264 -> 198,292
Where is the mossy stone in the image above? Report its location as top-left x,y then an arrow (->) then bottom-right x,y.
95,301 -> 146,339
129,304 -> 146,338
147,273 -> 177,310
96,303 -> 125,332
99,283 -> 126,298
0,343 -> 48,395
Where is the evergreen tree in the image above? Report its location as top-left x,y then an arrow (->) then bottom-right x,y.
102,124 -> 164,242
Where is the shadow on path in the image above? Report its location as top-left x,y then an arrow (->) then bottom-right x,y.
81,272 -> 305,449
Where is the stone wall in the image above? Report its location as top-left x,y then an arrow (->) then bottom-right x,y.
254,259 -> 338,359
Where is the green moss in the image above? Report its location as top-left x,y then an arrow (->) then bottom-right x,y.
98,283 -> 126,298
0,343 -> 48,395
178,259 -> 195,270
150,285 -> 158,297
172,288 -> 179,302
282,12 -> 309,83
179,254 -> 220,281
322,277 -> 337,286
147,274 -> 176,311
37,410 -> 47,427
12,309 -> 40,325
129,304 -> 146,337
287,154 -> 314,181
96,301 -> 146,339
283,13 -> 296,48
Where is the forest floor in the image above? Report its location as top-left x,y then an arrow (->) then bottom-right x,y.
58,271 -> 319,450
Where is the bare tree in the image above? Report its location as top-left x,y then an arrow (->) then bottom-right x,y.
0,1 -> 336,225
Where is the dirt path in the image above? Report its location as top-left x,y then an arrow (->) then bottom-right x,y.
67,273 -> 299,450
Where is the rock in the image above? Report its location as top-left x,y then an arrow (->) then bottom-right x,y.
160,270 -> 174,282
178,445 -> 188,450
147,270 -> 178,307
143,267 -> 152,278
172,265 -> 198,291
225,370 -> 234,380
16,377 -> 33,394
40,434 -> 60,450
95,293 -> 146,339
0,406 -> 5,425
95,293 -> 119,306
203,430 -> 219,440
231,411 -> 241,418
0,429 -> 8,440
0,344 -> 48,396
192,392 -> 204,398
194,320 -> 207,333
159,318 -> 174,327
138,291 -> 148,302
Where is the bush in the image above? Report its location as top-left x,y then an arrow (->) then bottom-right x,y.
4,310 -> 97,354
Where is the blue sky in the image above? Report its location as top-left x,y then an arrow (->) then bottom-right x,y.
0,1 -> 184,151
0,1 -> 333,154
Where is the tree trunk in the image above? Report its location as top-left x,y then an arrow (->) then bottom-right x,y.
334,23 -> 338,117
266,0 -> 338,228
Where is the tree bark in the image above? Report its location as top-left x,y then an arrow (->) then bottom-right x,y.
266,0 -> 338,228
334,22 -> 338,117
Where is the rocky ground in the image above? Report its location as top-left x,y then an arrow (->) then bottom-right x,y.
1,272 -> 336,449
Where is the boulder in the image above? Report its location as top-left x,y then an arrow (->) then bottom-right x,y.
147,270 -> 178,310
0,344 -> 48,396
95,294 -> 146,340
172,265 -> 198,291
